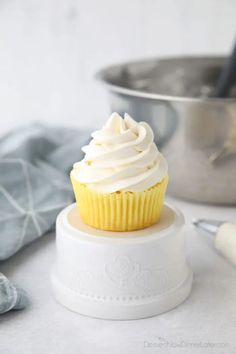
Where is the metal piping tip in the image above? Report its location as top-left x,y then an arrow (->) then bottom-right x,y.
192,219 -> 224,236
192,219 -> 200,227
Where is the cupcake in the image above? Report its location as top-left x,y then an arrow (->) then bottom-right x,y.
70,113 -> 168,231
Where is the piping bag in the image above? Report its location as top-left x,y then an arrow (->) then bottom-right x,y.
193,219 -> 236,266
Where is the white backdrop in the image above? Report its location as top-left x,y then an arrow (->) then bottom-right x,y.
0,0 -> 235,134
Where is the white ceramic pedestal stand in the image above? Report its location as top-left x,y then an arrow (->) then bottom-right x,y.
51,203 -> 192,320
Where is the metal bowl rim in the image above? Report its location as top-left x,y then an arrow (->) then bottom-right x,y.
96,55 -> 236,104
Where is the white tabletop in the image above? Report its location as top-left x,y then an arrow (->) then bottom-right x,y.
1,196 -> 236,354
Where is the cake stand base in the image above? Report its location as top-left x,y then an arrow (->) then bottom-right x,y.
51,203 -> 193,320
52,269 -> 192,320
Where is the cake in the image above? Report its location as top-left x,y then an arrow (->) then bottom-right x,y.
70,113 -> 168,231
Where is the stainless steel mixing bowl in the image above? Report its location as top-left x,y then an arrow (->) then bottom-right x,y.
97,57 -> 236,204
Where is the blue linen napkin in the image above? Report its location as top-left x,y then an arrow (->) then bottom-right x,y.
0,273 -> 28,314
0,124 -> 89,314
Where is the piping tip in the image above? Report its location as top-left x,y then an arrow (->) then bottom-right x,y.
192,219 -> 200,227
192,219 -> 224,236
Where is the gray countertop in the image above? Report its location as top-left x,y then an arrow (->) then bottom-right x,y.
1,197 -> 236,354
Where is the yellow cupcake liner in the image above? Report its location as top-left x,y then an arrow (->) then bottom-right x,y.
70,175 -> 169,232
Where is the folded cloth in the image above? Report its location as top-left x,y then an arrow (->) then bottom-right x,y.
0,273 -> 28,314
0,124 -> 89,313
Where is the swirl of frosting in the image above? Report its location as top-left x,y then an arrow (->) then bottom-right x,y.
71,113 -> 168,193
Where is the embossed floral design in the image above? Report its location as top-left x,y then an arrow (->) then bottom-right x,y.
105,255 -> 170,293
134,268 -> 169,293
105,256 -> 139,286
134,269 -> 155,291
59,255 -> 177,300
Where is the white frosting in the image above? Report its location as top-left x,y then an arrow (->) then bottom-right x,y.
215,223 -> 236,266
71,113 -> 168,193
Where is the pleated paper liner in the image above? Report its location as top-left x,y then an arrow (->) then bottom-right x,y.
71,175 -> 169,232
